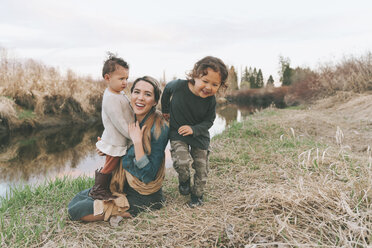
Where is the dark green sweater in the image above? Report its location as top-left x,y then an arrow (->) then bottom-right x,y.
161,79 -> 216,150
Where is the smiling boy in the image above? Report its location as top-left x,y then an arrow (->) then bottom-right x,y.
161,56 -> 228,207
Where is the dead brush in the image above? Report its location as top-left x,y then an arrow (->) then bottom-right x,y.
280,127 -> 299,141
0,96 -> 21,130
318,52 -> 372,94
209,125 -> 370,246
335,126 -> 353,164
279,127 -> 339,172
214,173 -> 371,247
0,49 -> 105,120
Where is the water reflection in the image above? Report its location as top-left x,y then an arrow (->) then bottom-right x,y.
0,123 -> 105,197
215,104 -> 257,127
0,103 -> 256,198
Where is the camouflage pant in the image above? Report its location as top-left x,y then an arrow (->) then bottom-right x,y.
170,140 -> 209,197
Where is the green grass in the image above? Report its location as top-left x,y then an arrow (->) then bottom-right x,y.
17,109 -> 36,120
286,105 -> 308,110
18,137 -> 37,146
258,109 -> 279,116
0,176 -> 93,247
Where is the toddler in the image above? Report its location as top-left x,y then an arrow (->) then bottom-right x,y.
89,54 -> 134,200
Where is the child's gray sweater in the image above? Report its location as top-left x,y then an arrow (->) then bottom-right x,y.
96,88 -> 134,156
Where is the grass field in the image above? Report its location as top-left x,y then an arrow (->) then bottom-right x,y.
1,96 -> 371,247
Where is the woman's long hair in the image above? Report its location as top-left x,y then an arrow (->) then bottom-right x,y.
142,110 -> 167,155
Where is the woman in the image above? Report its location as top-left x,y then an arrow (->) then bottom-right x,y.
68,76 -> 169,222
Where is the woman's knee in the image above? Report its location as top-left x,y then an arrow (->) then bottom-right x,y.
67,188 -> 94,221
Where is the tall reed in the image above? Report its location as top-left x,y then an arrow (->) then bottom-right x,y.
0,48 -> 106,130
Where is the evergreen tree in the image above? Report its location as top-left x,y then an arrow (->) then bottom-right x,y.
248,67 -> 253,76
250,68 -> 258,88
256,69 -> 264,88
278,56 -> 294,86
282,65 -> 293,86
249,74 -> 256,88
266,75 -> 274,87
241,66 -> 249,83
240,66 -> 250,89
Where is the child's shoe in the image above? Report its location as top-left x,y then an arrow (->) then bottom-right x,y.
178,178 -> 190,195
89,168 -> 116,200
188,193 -> 203,208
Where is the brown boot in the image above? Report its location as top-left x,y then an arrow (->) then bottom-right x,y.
89,168 -> 117,200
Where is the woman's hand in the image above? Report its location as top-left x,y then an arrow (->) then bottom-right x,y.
178,125 -> 193,136
129,121 -> 146,161
129,121 -> 146,145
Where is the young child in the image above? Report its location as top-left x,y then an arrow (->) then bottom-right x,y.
161,56 -> 228,207
89,54 -> 134,200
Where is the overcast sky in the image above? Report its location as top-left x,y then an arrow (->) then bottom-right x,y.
1,0 -> 372,83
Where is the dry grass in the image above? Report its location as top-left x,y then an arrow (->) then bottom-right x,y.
317,52 -> 372,94
59,111 -> 369,247
286,52 -> 372,104
2,96 -> 371,247
0,97 -> 20,130
0,48 -> 106,130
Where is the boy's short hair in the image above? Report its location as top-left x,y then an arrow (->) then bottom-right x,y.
187,56 -> 228,89
102,52 -> 129,78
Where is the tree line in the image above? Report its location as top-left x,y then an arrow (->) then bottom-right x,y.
225,56 -> 315,93
226,66 -> 274,93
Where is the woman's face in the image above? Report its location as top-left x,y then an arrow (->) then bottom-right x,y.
131,80 -> 157,122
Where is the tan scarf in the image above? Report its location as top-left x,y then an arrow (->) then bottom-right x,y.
93,111 -> 166,221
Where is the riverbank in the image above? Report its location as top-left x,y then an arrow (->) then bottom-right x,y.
0,50 -> 106,133
0,95 -> 102,134
1,93 -> 371,247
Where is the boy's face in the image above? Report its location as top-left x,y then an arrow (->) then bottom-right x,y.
192,68 -> 221,98
104,65 -> 129,94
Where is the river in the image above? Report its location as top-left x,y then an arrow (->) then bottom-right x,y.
0,104 -> 256,198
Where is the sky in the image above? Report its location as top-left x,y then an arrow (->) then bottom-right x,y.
1,0 -> 372,83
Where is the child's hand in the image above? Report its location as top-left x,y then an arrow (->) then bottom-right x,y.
96,136 -> 105,156
96,148 -> 105,156
162,113 -> 170,121
129,121 -> 146,145
178,125 -> 193,136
